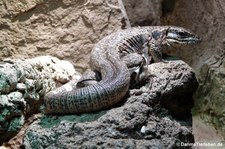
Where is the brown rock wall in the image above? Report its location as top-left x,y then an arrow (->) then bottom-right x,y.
0,0 -> 124,72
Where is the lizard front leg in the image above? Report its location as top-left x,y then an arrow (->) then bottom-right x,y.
148,29 -> 169,63
149,44 -> 163,63
122,53 -> 149,87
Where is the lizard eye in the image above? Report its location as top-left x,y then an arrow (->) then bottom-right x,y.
152,31 -> 161,40
177,31 -> 191,38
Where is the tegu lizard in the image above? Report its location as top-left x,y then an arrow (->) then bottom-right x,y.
44,26 -> 201,114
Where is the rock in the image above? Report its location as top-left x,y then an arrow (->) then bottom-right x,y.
0,0 -> 223,144
0,0 -> 125,72
123,0 -> 162,26
197,61 -> 225,137
161,0 -> 225,137
23,60 -> 197,148
0,0 -> 162,145
0,63 -> 18,94
0,56 -> 80,144
147,60 -> 198,118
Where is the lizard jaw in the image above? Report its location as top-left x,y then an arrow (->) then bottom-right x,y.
166,27 -> 201,45
166,37 -> 200,44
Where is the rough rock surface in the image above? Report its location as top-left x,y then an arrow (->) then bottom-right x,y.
123,0 -> 225,139
123,0 -> 162,26
23,60 -> 198,149
161,0 -> 225,138
0,56 -> 80,144
1,0 -> 224,145
0,0 -> 161,146
0,0 -> 124,72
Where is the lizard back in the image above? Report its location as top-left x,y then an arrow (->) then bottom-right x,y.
44,27 -> 154,114
44,26 -> 200,114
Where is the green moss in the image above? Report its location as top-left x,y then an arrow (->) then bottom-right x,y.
40,110 -> 106,128
8,115 -> 24,132
26,131 -> 55,149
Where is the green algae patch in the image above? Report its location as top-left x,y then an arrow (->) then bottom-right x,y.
8,115 -> 24,132
40,111 -> 107,128
25,131 -> 58,149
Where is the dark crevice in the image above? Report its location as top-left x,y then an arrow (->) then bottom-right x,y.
161,0 -> 176,17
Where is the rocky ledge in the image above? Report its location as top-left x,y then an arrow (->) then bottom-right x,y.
0,56 -> 80,144
21,60 -> 198,149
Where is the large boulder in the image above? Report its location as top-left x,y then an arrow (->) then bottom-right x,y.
161,0 -> 225,138
0,56 -> 80,144
23,60 -> 198,148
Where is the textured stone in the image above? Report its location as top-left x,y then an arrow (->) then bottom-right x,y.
160,0 -> 225,138
1,0 -> 224,145
123,0 -> 162,26
0,56 -> 80,144
0,0 -> 125,72
147,60 -> 198,118
23,60 -> 197,148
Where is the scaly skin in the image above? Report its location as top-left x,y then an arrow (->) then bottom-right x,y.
44,26 -> 200,114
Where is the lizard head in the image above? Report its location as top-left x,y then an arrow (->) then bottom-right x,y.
148,26 -> 201,62
164,26 -> 201,45
150,26 -> 201,46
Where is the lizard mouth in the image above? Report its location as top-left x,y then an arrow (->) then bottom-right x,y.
166,29 -> 201,44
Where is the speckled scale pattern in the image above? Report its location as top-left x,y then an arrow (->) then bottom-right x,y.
44,26 -> 170,114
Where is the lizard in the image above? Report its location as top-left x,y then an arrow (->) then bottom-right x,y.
44,26 -> 201,114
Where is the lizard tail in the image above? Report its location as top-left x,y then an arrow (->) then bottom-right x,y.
44,54 -> 130,114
